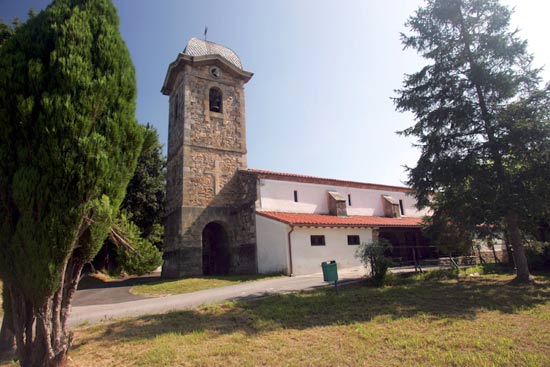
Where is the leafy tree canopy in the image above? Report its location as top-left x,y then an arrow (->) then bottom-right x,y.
394,0 -> 550,282
94,124 -> 165,276
121,123 -> 166,249
0,0 -> 143,364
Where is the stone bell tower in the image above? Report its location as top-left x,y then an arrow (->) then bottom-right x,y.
161,38 -> 257,278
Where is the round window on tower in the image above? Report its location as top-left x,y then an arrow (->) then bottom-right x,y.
209,66 -> 221,78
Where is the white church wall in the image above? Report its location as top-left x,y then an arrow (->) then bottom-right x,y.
290,227 -> 372,275
256,214 -> 290,275
258,178 -> 429,217
258,179 -> 327,214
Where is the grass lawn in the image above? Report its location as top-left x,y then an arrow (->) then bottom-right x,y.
130,274 -> 284,297
42,272 -> 550,367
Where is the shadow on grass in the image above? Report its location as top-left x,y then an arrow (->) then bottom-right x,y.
72,275 -> 550,350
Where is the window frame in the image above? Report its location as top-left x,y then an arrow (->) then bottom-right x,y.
209,87 -> 223,113
310,235 -> 326,246
347,235 -> 360,245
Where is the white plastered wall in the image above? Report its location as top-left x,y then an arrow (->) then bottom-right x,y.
258,179 -> 430,217
290,227 -> 372,275
256,214 -> 290,274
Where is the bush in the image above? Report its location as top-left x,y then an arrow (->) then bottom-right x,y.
113,213 -> 163,276
356,239 -> 393,286
524,241 -> 550,271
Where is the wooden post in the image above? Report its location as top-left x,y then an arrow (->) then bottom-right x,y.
412,246 -> 418,272
413,231 -> 423,273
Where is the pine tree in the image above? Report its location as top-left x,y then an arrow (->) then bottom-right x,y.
395,0 -> 550,283
0,0 -> 143,365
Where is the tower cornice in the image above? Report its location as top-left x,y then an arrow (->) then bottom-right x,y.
161,54 -> 253,95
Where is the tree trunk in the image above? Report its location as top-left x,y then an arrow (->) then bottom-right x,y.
491,243 -> 501,264
8,255 -> 84,367
0,283 -> 16,361
506,211 -> 531,283
477,246 -> 486,265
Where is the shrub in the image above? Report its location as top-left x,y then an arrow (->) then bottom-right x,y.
524,241 -> 550,271
112,213 -> 163,276
356,239 -> 393,286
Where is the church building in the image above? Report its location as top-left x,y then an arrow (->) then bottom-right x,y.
161,38 -> 430,278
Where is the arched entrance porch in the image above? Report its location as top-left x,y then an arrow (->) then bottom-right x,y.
202,222 -> 231,275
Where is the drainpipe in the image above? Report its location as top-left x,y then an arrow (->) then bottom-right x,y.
287,225 -> 295,276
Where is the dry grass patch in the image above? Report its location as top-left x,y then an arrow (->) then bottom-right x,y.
55,273 -> 550,367
130,274 -> 283,297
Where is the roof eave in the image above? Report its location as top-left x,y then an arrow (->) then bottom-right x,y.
161,54 -> 253,95
239,168 -> 413,193
255,212 -> 422,228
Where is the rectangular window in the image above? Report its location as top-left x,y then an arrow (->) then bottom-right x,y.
294,190 -> 298,202
399,199 -> 405,215
347,235 -> 360,245
310,235 -> 326,246
348,194 -> 352,206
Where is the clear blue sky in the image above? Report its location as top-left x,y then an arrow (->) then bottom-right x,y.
1,0 -> 548,186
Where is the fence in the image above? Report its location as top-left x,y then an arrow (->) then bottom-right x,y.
387,244 -> 504,272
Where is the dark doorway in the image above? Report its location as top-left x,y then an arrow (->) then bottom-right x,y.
202,222 -> 230,275
379,228 -> 438,266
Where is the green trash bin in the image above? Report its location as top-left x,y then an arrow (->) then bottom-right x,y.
321,260 -> 338,282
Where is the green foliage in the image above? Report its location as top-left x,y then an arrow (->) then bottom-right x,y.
422,210 -> 474,256
0,0 -> 142,304
0,20 -> 14,46
114,213 -> 162,276
524,241 -> 550,271
394,0 -> 550,276
92,124 -> 165,275
121,124 -> 166,249
356,239 -> 393,286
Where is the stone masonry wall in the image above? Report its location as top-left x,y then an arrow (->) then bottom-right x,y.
163,171 -> 258,277
163,58 -> 255,277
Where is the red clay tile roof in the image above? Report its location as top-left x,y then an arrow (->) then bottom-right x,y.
257,211 -> 424,228
241,169 -> 413,193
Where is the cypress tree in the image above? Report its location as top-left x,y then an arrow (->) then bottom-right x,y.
0,0 -> 143,365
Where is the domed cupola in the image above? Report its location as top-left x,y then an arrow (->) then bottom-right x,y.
183,37 -> 243,70
162,38 -> 252,95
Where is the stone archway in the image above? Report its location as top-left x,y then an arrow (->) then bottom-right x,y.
202,222 -> 231,275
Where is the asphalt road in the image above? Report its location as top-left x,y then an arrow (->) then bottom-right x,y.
69,266 -> 367,327
73,275 -> 159,307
